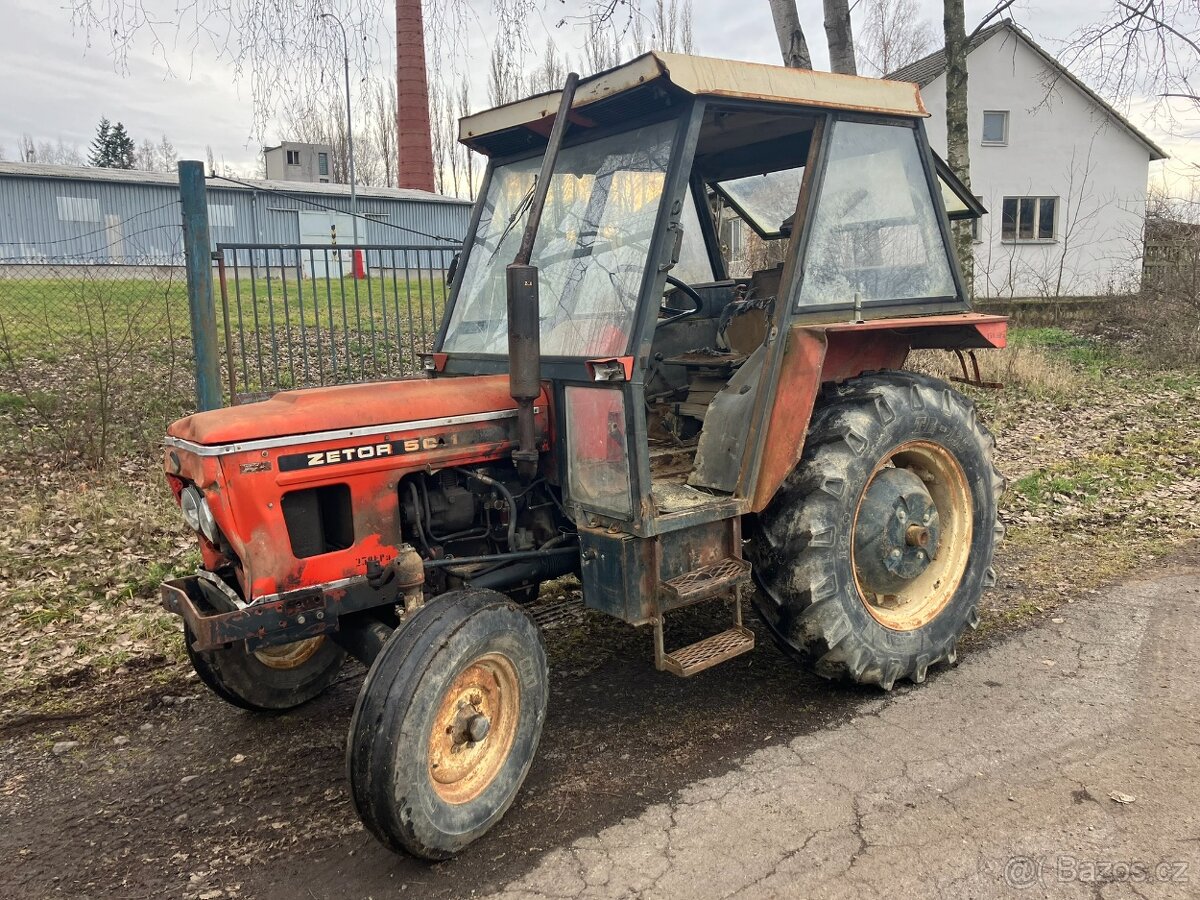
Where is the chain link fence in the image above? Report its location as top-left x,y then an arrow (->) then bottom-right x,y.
0,256 -> 196,465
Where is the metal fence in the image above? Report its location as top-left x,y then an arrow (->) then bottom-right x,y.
215,242 -> 459,403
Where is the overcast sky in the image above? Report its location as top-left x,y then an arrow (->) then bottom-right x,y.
1,0 -> 1195,189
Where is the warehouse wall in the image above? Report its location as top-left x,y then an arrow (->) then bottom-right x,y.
0,171 -> 469,265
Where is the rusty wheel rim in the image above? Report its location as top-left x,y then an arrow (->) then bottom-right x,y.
253,637 -> 324,670
851,441 -> 973,632
428,652 -> 521,805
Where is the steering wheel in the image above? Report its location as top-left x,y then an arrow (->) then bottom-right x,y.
656,275 -> 704,328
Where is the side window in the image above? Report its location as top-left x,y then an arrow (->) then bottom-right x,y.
671,189 -> 716,285
797,120 -> 956,308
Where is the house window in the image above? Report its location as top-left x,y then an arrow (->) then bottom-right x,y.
318,152 -> 329,176
286,149 -> 301,165
982,111 -> 1009,146
1001,197 -> 1057,241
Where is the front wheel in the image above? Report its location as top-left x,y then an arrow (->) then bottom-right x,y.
346,588 -> 548,860
185,628 -> 346,712
748,371 -> 1005,689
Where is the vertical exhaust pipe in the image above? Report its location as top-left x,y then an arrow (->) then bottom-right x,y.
507,72 -> 580,482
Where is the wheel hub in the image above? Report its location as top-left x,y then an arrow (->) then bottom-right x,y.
853,467 -> 942,596
427,653 -> 520,805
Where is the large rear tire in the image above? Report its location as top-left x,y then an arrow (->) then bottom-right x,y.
185,628 -> 346,712
748,371 -> 1004,689
346,588 -> 548,860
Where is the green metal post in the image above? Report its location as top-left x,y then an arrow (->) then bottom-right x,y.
179,160 -> 223,411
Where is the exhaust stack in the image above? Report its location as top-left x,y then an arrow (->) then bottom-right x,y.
507,72 -> 580,481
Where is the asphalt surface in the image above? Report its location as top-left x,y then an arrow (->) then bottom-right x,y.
489,555 -> 1200,899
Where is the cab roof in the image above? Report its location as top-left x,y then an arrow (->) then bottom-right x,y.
459,51 -> 928,156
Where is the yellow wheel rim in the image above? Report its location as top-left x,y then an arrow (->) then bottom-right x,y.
253,636 -> 325,670
851,441 -> 973,632
428,652 -> 521,805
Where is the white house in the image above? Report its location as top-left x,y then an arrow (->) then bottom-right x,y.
891,20 -> 1167,299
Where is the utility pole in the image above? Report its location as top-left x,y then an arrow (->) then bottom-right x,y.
321,11 -> 360,249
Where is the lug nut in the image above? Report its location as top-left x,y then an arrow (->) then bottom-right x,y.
896,509 -> 907,523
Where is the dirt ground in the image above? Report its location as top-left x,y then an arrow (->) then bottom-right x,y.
1,330 -> 1198,897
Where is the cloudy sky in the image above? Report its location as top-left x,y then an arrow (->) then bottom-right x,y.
1,0 -> 1195,190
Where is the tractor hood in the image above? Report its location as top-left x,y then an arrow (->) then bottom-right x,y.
167,375 -> 523,447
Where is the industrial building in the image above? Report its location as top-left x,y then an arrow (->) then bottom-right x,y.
0,161 -> 470,266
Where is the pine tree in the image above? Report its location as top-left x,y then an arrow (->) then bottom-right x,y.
108,122 -> 136,169
88,117 -> 112,167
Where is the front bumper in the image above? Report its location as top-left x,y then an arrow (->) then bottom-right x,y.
160,574 -> 386,652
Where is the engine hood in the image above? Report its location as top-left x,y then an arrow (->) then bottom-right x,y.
167,375 -> 522,447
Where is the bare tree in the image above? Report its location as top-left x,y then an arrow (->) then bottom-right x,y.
16,135 -> 86,165
769,0 -> 813,69
858,0 -> 935,77
458,76 -> 477,201
371,80 -> 398,188
1064,1 -> 1200,131
158,135 -> 177,171
530,37 -> 568,93
135,138 -> 158,171
823,0 -> 857,75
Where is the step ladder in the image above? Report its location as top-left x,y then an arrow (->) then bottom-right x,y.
653,557 -> 755,677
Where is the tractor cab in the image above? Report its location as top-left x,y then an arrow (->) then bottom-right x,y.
436,52 -> 993,636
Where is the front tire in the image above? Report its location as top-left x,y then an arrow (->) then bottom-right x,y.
185,628 -> 346,712
748,371 -> 1004,689
346,588 -> 548,860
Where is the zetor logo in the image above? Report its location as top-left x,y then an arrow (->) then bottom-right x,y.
306,443 -> 394,467
279,435 -> 450,472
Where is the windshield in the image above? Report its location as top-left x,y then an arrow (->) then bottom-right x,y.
443,119 -> 675,357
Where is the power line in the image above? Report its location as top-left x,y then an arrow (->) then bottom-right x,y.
209,175 -> 464,245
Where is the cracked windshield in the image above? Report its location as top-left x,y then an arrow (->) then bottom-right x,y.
443,119 -> 674,357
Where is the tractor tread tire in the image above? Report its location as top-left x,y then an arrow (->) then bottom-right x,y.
749,370 -> 1004,690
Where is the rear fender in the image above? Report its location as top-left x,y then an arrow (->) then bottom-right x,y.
749,313 -> 1006,513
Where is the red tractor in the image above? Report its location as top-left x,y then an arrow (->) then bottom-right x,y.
161,53 -> 1005,859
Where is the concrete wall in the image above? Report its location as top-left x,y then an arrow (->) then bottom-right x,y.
264,142 -> 335,183
920,30 -> 1154,298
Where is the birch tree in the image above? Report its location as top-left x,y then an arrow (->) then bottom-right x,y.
768,0 -> 813,69
823,0 -> 857,75
943,1 -> 1016,286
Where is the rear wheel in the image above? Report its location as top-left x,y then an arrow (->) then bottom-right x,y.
346,588 -> 548,859
185,629 -> 346,712
748,371 -> 1004,689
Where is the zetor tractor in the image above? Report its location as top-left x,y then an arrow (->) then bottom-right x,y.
161,53 -> 1006,859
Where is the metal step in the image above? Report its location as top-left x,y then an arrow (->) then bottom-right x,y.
660,557 -> 752,610
658,625 -> 755,677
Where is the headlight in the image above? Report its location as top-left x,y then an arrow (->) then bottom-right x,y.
180,486 -> 202,531
197,496 -> 219,544
180,486 -> 221,544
